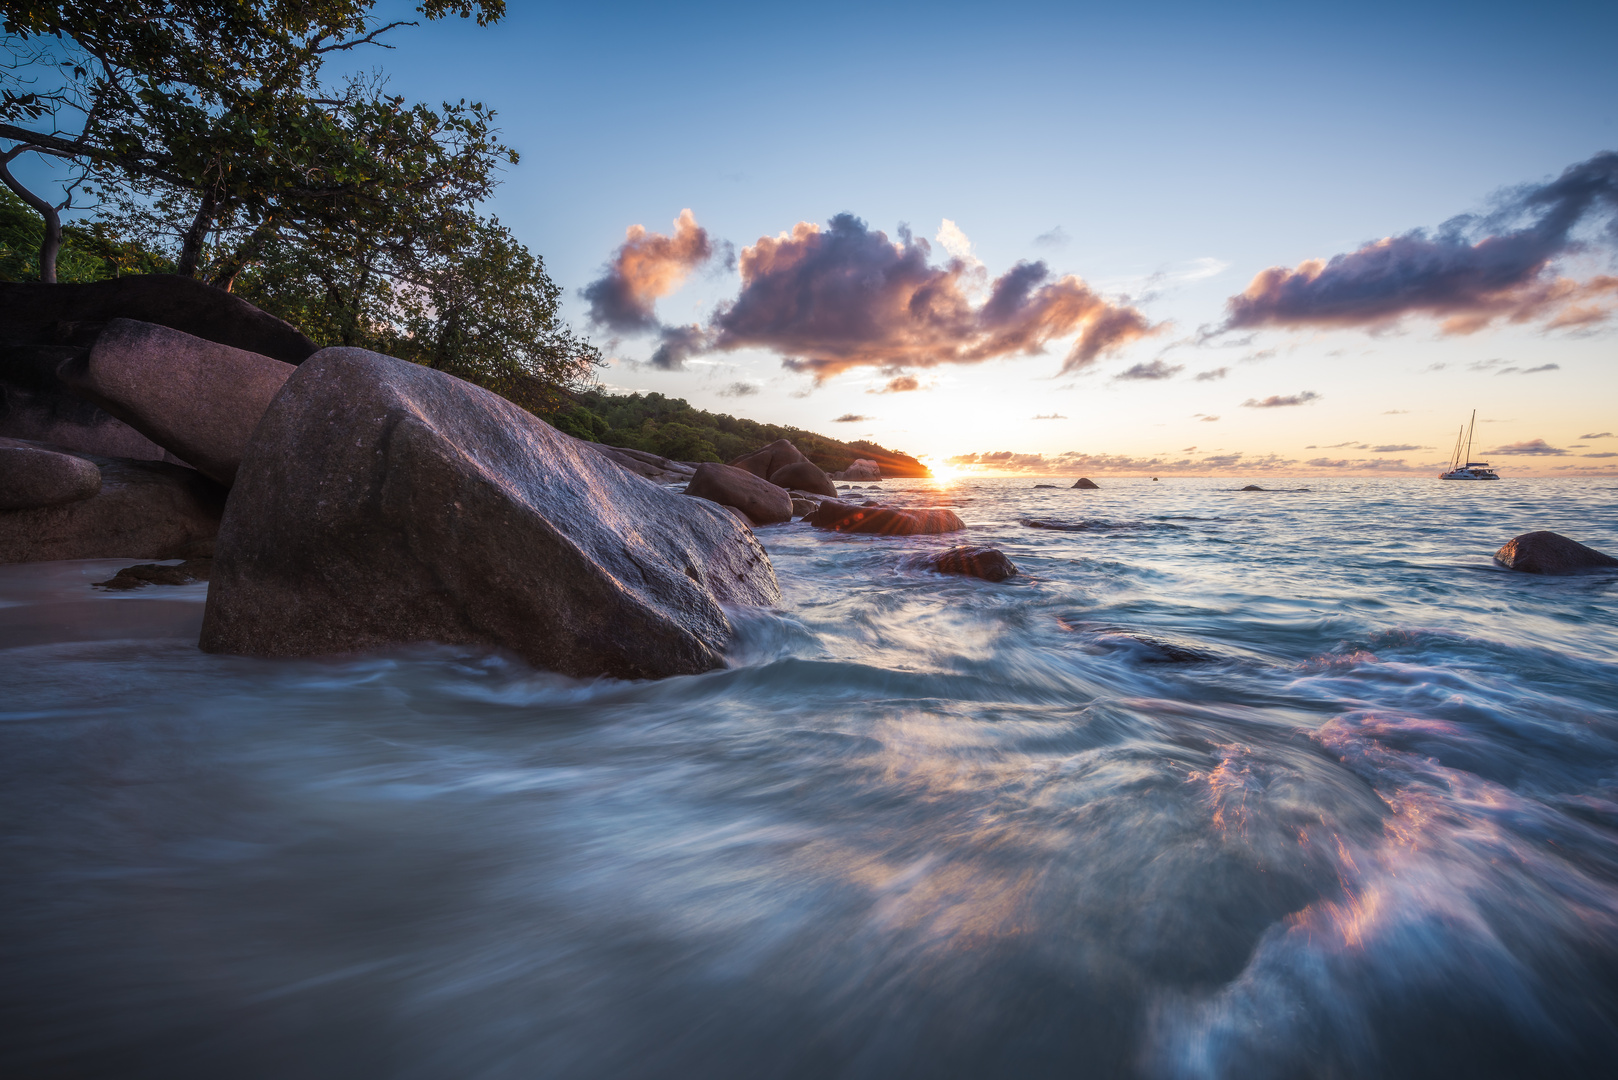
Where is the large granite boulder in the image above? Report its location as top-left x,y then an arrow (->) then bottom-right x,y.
767,459 -> 837,497
685,463 -> 793,525
201,348 -> 781,679
574,440 -> 696,484
0,275 -> 316,363
730,438 -> 809,481
922,545 -> 1017,582
804,499 -> 965,536
1493,531 -> 1618,575
1072,477 -> 1099,489
0,440 -> 224,563
0,441 -> 101,509
56,319 -> 294,486
837,458 -> 881,480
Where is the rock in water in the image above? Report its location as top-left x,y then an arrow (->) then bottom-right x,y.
924,545 -> 1018,582
767,460 -> 837,497
804,500 -> 965,536
730,438 -> 809,480
1493,531 -> 1618,575
1072,477 -> 1099,489
56,319 -> 294,486
839,458 -> 882,480
201,348 -> 781,679
0,441 -> 223,563
94,557 -> 211,590
685,463 -> 793,525
1240,484 -> 1265,491
0,442 -> 101,509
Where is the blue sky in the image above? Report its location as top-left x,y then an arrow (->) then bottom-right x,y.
323,2 -> 1614,471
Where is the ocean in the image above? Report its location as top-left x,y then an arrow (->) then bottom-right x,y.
3,476 -> 1616,1078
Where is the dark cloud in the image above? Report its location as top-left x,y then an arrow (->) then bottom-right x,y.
1034,226 -> 1070,248
1581,431 -> 1614,438
1115,359 -> 1184,380
1242,391 -> 1321,408
833,413 -> 870,422
647,325 -> 713,371
1194,367 -> 1229,381
1223,151 -> 1618,335
705,214 -> 1159,381
1490,439 -> 1568,455
718,381 -> 759,398
868,374 -> 921,394
583,210 -> 716,333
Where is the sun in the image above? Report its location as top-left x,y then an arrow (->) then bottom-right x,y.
917,455 -> 963,483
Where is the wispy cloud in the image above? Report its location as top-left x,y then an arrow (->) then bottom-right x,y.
868,374 -> 922,394
1372,443 -> 1424,452
1489,438 -> 1568,456
1115,359 -> 1184,380
718,381 -> 759,397
1194,413 -> 1220,422
1032,413 -> 1068,419
1194,367 -> 1230,381
1033,226 -> 1070,248
1581,431 -> 1615,439
1583,452 -> 1618,458
833,412 -> 870,422
1221,151 -> 1618,336
1242,391 -> 1321,408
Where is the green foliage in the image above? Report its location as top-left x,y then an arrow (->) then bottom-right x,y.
568,390 -> 929,475
0,185 -> 171,281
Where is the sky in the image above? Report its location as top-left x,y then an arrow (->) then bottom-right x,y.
251,2 -> 1618,473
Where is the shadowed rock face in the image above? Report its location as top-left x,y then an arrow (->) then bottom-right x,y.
1494,531 -> 1618,575
56,320 -> 294,486
0,442 -> 101,509
804,500 -> 965,536
1072,477 -> 1099,489
685,463 -> 793,525
767,460 -> 837,497
201,348 -> 781,679
923,545 -> 1018,582
0,440 -> 224,563
730,438 -> 809,481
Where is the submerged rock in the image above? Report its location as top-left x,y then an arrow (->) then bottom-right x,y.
1240,484 -> 1265,491
1493,531 -> 1618,575
56,319 -> 295,486
0,442 -> 224,563
923,545 -> 1018,582
1072,477 -> 1099,489
768,459 -> 837,497
94,557 -> 212,590
685,463 -> 793,525
805,499 -> 965,536
201,348 -> 780,679
1034,484 -> 1057,489
0,441 -> 101,509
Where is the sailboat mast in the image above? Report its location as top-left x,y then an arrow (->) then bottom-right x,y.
1465,409 -> 1475,466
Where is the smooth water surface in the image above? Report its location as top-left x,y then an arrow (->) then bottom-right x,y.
3,477 -> 1616,1078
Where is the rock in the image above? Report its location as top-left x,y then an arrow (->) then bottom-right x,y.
55,319 -> 295,486
0,442 -> 101,509
574,440 -> 696,484
0,275 -> 317,363
1034,484 -> 1057,489
790,496 -> 819,518
1240,484 -> 1265,491
730,438 -> 809,481
1,343 -> 186,462
0,442 -> 225,563
1493,531 -> 1618,575
94,557 -> 212,590
804,499 -> 965,536
923,545 -> 1017,582
836,458 -> 882,481
200,348 -> 780,679
769,459 -> 837,496
685,462 -> 793,525
1072,477 -> 1099,489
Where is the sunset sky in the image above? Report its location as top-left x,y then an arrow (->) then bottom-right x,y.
355,2 -> 1612,473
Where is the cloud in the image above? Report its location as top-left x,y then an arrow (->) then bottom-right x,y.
1032,413 -> 1068,419
583,209 -> 717,333
833,413 -> 870,422
1372,444 -> 1423,452
1384,409 -> 1410,414
1304,457 -> 1420,470
1034,226 -> 1070,248
1583,452 -> 1618,458
705,214 -> 1160,381
1468,358 -> 1563,376
718,381 -> 759,398
1489,438 -> 1568,455
1115,359 -> 1184,380
1518,363 -> 1560,374
1222,151 -> 1618,335
1580,431 -> 1614,438
869,374 -> 921,394
647,324 -> 714,371
1195,413 -> 1220,422
943,449 -> 1312,475
1194,367 -> 1230,381
936,219 -> 982,269
1242,391 -> 1321,408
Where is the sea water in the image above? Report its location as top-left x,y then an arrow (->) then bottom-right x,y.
2,477 -> 1616,1078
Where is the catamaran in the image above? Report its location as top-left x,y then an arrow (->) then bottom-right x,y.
1439,410 -> 1499,480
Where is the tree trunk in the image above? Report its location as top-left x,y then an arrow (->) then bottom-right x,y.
175,191 -> 219,278
0,155 -> 63,283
